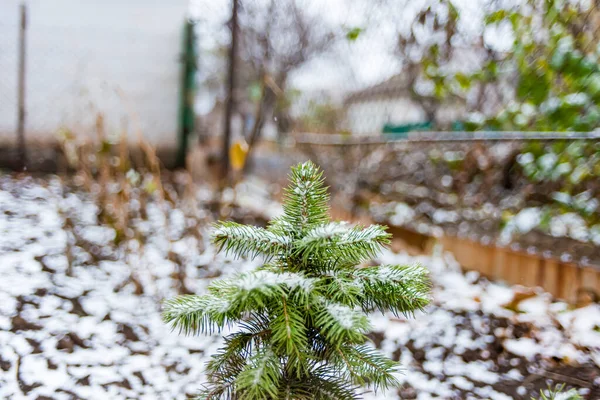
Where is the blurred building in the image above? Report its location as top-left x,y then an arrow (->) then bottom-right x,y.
0,0 -> 191,168
343,74 -> 467,136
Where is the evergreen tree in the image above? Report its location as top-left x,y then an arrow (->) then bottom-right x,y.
163,161 -> 431,399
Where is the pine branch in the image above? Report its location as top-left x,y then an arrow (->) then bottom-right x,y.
212,221 -> 290,260
356,264 -> 431,317
281,372 -> 360,400
295,223 -> 391,267
333,345 -> 400,391
210,323 -> 269,374
235,346 -> 282,399
310,380 -> 358,400
162,294 -> 233,335
213,271 -> 286,312
280,161 -> 330,233
315,301 -> 371,345
270,297 -> 308,375
323,272 -> 362,306
219,271 -> 318,312
200,353 -> 244,399
200,315 -> 273,399
195,380 -> 237,400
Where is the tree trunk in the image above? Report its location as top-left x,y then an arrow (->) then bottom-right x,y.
274,73 -> 290,143
243,73 -> 268,173
221,0 -> 240,183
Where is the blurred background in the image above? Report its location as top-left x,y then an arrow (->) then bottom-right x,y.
4,0 -> 599,295
1,0 -> 600,399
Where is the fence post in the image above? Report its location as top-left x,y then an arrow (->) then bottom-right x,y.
16,3 -> 27,170
175,18 -> 197,169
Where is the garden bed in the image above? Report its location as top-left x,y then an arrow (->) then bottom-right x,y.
0,174 -> 598,399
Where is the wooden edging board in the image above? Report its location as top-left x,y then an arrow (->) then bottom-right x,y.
386,224 -> 599,304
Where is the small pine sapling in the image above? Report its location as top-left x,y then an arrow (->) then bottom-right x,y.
534,384 -> 582,400
163,161 -> 431,399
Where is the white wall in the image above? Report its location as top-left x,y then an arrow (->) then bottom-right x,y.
345,97 -> 427,136
344,96 -> 469,135
0,0 -> 189,149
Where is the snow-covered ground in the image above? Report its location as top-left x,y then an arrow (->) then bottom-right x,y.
366,250 -> 600,399
0,174 -> 599,399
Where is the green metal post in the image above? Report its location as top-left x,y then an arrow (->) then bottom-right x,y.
175,18 -> 197,168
